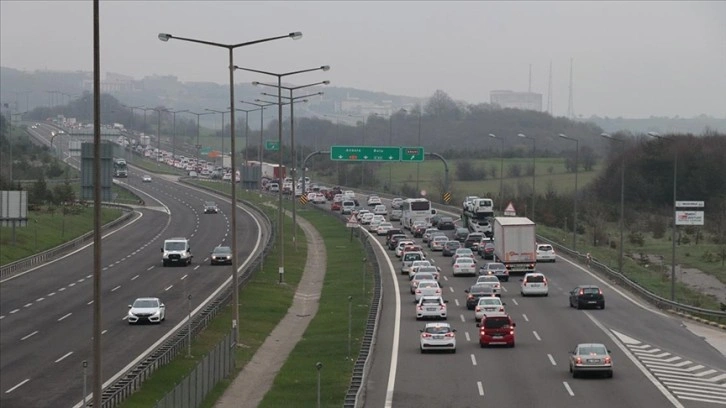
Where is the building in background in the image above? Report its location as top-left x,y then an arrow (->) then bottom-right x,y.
490,90 -> 543,112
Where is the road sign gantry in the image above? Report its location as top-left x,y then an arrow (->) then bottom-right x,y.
330,145 -> 424,162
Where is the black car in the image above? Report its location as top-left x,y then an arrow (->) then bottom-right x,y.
210,246 -> 233,265
454,227 -> 470,242
203,201 -> 219,214
464,233 -> 484,250
430,214 -> 443,227
569,285 -> 605,309
464,284 -> 496,310
387,233 -> 407,250
413,225 -> 427,238
442,240 -> 462,257
479,242 -> 495,260
437,217 -> 455,230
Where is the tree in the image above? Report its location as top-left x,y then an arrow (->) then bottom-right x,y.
29,175 -> 50,205
580,145 -> 597,171
423,90 -> 460,119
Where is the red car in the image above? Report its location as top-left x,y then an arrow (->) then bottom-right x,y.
478,313 -> 516,348
330,201 -> 341,211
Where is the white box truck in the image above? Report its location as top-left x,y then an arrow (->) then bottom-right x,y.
493,217 -> 536,274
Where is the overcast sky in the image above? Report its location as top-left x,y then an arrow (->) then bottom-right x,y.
2,1 -> 725,118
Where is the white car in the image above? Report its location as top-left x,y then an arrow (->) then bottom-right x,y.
475,275 -> 502,296
474,296 -> 506,321
420,322 -> 456,353
430,235 -> 448,251
269,183 -> 280,193
367,195 -> 382,206
452,257 -> 477,277
415,265 -> 441,283
376,222 -> 394,236
373,204 -> 388,216
410,272 -> 439,294
391,197 -> 404,209
222,172 -> 232,181
414,280 -> 442,302
396,240 -> 415,257
401,251 -> 425,275
409,260 -> 433,278
390,208 -> 403,221
142,175 -> 152,183
536,244 -> 556,262
416,295 -> 447,320
360,212 -> 374,225
312,193 -> 326,204
356,209 -> 371,220
127,297 -> 166,324
343,190 -> 356,199
521,272 -> 549,296
452,248 -> 474,262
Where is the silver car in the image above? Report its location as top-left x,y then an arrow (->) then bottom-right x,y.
475,275 -> 502,296
420,322 -> 456,353
414,280 -> 442,302
569,343 -> 613,378
128,297 -> 166,324
416,295 -> 448,320
474,296 -> 505,321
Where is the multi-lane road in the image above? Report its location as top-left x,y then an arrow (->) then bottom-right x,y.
1,125 -> 270,407
346,195 -> 726,408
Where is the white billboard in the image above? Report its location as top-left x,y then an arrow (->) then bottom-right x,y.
675,211 -> 704,226
0,190 -> 28,227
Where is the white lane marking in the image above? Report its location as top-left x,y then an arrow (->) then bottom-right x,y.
5,378 -> 30,393
194,265 -> 200,270
677,395 -> 726,404
548,354 -> 557,366
465,332 -> 471,342
131,275 -> 139,281
58,313 -> 72,321
443,276 -> 448,281
449,287 -> 454,293
522,314 -> 529,322
58,287 -> 66,292
24,303 -> 32,308
86,274 -> 92,279
21,331 -> 38,341
36,297 -> 45,302
511,298 -> 519,306
147,266 -> 154,271
48,292 -> 56,297
471,354 -> 477,366
111,285 -> 121,292
87,300 -> 93,305
0,316 -> 4,320
460,314 -> 466,322
9,309 -> 19,314
533,331 -> 541,341
55,351 -> 73,363
68,283 -> 76,287
563,381 -> 574,396
165,285 -> 173,291
181,274 -> 188,280
501,286 -> 508,292
454,299 -> 460,307
102,330 -> 108,335
77,278 -> 85,283
477,381 -> 484,396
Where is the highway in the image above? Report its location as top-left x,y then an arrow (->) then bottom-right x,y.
1,125 -> 270,407
325,194 -> 726,408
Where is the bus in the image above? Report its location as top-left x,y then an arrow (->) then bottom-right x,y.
401,198 -> 437,230
113,157 -> 128,178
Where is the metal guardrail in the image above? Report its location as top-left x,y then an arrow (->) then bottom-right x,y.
0,204 -> 135,281
95,184 -> 275,408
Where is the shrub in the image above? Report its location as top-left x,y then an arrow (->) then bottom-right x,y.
628,231 -> 645,246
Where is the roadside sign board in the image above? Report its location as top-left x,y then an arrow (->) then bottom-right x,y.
346,214 -> 359,228
676,201 -> 704,208
503,202 -> 516,216
676,211 -> 704,226
265,140 -> 280,151
400,146 -> 425,161
331,146 -> 400,162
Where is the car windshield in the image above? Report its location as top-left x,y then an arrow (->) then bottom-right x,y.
484,317 -> 510,329
479,276 -> 499,283
446,241 -> 460,247
165,242 -> 186,251
213,247 -> 231,255
417,267 -> 438,274
578,345 -> 608,355
424,325 -> 451,334
404,253 -> 422,262
434,236 -> 447,242
133,299 -> 158,308
479,298 -> 501,305
456,249 -> 473,255
487,263 -> 505,270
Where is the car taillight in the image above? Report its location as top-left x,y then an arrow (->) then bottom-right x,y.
440,305 -> 445,310
494,284 -> 500,289
435,289 -> 441,294
416,289 -> 421,294
475,306 -> 481,312
543,279 -> 548,286
499,307 -> 504,312
467,294 -> 474,299
604,356 -> 611,364
575,357 -> 582,364
599,289 -> 603,295
421,333 -> 431,338
445,332 -> 455,338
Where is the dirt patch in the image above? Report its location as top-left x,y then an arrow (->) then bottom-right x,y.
638,253 -> 726,303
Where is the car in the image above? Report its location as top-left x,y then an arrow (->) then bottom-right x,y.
569,343 -> 613,378
388,233 -> 407,250
420,322 -> 457,353
377,222 -> 394,236
430,214 -> 443,227
437,217 -> 456,230
142,174 -> 152,183
409,260 -> 433,276
474,296 -> 506,320
416,295 -> 447,320
203,201 -> 219,214
127,297 -> 166,324
395,240 -> 415,257
412,224 -> 427,238
452,248 -> 474,262
222,172 -> 232,181
188,171 -> 199,178
368,218 -> 384,232
360,213 -> 374,225
414,280 -> 442,302
391,197 -> 404,209
422,228 -> 440,243
410,272 -> 438,293
454,227 -> 470,242
430,235 -> 448,251
401,251 -> 425,275
479,242 -> 495,260
536,243 -> 556,263
479,262 -> 509,282
269,183 -> 280,192
464,233 -> 485,251
477,313 -> 516,348
367,195 -> 383,206
475,275 -> 502,296
464,284 -> 496,310
312,193 -> 327,204
452,257 -> 477,277
414,266 -> 441,283
520,272 -> 549,296
210,246 -> 233,265
442,240 -> 462,257
373,204 -> 388,216
341,200 -> 356,215
389,208 -> 403,221
569,285 -> 605,309
330,201 -> 341,211
385,228 -> 405,244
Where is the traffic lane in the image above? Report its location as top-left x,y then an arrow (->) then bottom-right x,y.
535,259 -> 726,369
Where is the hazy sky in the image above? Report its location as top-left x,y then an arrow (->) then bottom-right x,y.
1,1 -> 725,118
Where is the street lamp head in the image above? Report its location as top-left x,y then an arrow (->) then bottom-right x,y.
158,33 -> 172,42
322,80 -> 331,85
321,65 -> 331,71
290,32 -> 303,40
601,132 -> 612,138
252,81 -> 260,86
558,133 -> 568,139
488,133 -> 496,138
517,133 -> 526,138
647,131 -> 660,137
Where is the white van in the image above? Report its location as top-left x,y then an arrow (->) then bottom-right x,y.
161,237 -> 192,266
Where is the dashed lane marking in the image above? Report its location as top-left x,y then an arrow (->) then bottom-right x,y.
58,313 -> 72,321
470,354 -> 477,366
548,354 -> 557,366
477,381 -> 484,396
55,351 -> 73,363
533,331 -> 541,341
21,331 -> 38,341
5,379 -> 30,394
563,381 -> 575,396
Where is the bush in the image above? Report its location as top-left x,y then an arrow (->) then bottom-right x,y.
628,231 -> 645,246
649,217 -> 666,239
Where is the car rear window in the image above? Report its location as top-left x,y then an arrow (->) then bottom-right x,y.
484,317 -> 510,329
424,326 -> 451,334
526,275 -> 545,283
582,287 -> 600,295
404,253 -> 422,262
421,298 -> 441,305
539,245 -> 553,251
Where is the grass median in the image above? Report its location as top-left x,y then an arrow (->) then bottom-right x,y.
118,184 -> 371,407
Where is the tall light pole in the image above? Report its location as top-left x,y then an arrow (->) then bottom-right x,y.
416,109 -> 422,195
153,108 -> 167,166
489,133 -> 505,213
234,64 -> 331,284
388,114 -> 394,191
559,133 -> 579,251
170,109 -> 189,165
187,111 -> 215,167
518,133 -> 536,221
142,107 -> 154,136
236,107 -> 262,166
205,108 -> 229,167
158,30 -> 302,348
648,131 -> 678,301
240,100 -> 276,179
602,133 -> 625,275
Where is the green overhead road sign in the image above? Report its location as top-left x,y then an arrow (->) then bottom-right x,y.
400,146 -> 425,162
331,146 -> 426,162
200,147 -> 212,155
265,140 -> 280,151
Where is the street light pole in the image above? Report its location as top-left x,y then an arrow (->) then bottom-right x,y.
235,64 -> 331,284
240,100 -> 276,182
559,133 -> 579,251
489,133 -> 504,213
601,133 -> 625,275
159,30 -> 302,348
388,114 -> 394,191
153,108 -> 167,166
416,110 -> 422,195
170,109 -> 189,166
518,133 -> 536,221
188,111 -> 215,168
236,107 -> 261,166
205,108 -> 228,167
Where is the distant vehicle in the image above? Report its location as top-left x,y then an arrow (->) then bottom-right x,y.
520,272 -> 549,297
437,217 -> 455,230
569,343 -> 613,378
210,246 -> 233,265
442,240 -> 461,257
127,297 -> 166,325
569,285 -> 605,309
419,322 -> 456,354
464,284 -> 496,310
389,208 -> 403,221
474,297 -> 506,321
142,175 -> 152,183
479,262 -> 509,281
536,243 -> 556,262
203,201 -> 219,214
269,183 -> 280,193
367,195 -> 382,206
493,217 -> 536,274
401,198 -> 436,230
452,257 -> 477,277
161,237 -> 192,266
391,197 -> 404,209
416,295 -> 447,320
113,157 -> 128,178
